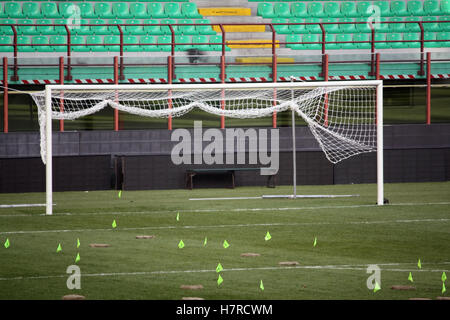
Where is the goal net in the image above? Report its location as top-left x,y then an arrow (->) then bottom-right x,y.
30,81 -> 384,214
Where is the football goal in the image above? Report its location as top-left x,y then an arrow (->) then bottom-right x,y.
31,81 -> 384,215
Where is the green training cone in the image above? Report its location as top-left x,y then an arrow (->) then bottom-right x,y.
56,243 -> 62,253
374,281 -> 381,293
4,238 -> 10,248
77,238 -> 80,249
408,272 -> 413,282
178,240 -> 185,249
417,259 -> 421,269
442,272 -> 447,283
216,263 -> 223,273
112,220 -> 117,228
217,274 -> 223,286
223,240 -> 230,249
264,231 -> 271,241
75,253 -> 80,263
260,280 -> 264,291
203,237 -> 207,247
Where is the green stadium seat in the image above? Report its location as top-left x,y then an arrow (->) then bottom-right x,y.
357,1 -> 374,17
143,19 -> 164,35
112,3 -> 131,19
181,3 -> 202,19
374,33 -> 389,49
16,19 -> 38,35
86,35 -> 106,52
108,19 -> 125,35
291,2 -> 308,18
386,33 -> 403,48
324,33 -> 338,49
272,18 -> 290,34
41,2 -> 59,19
60,3 -> 80,19
124,19 -> 145,35
129,3 -> 147,19
17,35 -> 33,52
210,35 -> 230,51
5,2 -> 22,19
302,34 -> 321,50
165,3 -> 183,18
95,3 -> 114,19
175,34 -> 191,51
405,17 -> 422,32
424,32 -> 438,47
354,33 -> 371,49
308,3 -> 325,18
374,17 -> 390,33
0,19 -> 15,35
305,17 -> 321,33
257,3 -> 275,19
104,35 -> 120,51
403,32 -> 421,48
437,32 -> 450,47
50,35 -> 67,52
160,18 -> 177,35
0,35 -> 12,52
390,1 -> 408,17
336,33 -> 353,49
36,19 -> 56,35
124,35 -> 140,51
442,0 -> 450,14
54,19 -> 69,35
288,18 -> 307,34
340,2 -> 358,18
273,3 -> 291,18
157,35 -> 172,51
339,18 -> 356,33
440,16 -> 450,32
22,2 -> 41,19
323,18 -> 340,33
70,35 -> 88,52
373,1 -> 391,17
191,34 -> 210,50
69,19 -> 90,35
389,17 -> 406,32
91,19 -> 109,35
148,3 -> 167,18
140,35 -> 158,51
195,19 -> 215,35
423,0 -> 441,15
356,18 -> 372,33
423,16 -> 440,31
0,3 -> 6,19
286,34 -> 302,49
80,3 -> 96,19
324,2 -> 342,18
407,1 -> 424,16
178,19 -> 197,35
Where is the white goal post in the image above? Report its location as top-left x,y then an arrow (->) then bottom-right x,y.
33,81 -> 384,215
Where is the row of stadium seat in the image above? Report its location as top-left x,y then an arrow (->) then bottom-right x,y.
0,34 -> 229,52
286,31 -> 450,49
0,2 -> 201,19
272,16 -> 450,33
258,1 -> 450,18
0,19 -> 216,36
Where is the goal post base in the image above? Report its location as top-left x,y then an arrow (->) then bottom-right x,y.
262,194 -> 360,199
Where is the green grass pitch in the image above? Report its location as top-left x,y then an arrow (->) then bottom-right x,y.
0,182 -> 449,300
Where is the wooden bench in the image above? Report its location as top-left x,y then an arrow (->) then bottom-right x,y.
185,168 -> 276,189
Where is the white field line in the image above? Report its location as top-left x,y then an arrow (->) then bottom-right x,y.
0,218 -> 450,235
0,204 -> 47,208
0,201 -> 449,218
1,262 -> 450,282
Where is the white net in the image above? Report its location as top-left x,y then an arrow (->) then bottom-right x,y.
30,84 -> 377,165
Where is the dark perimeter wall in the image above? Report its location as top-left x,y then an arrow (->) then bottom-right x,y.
1,124 -> 450,192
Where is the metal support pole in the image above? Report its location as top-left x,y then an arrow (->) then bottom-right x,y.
426,52 -> 431,125
291,77 -> 296,198
45,86 -> 53,215
3,57 -> 8,133
59,57 -> 64,132
114,56 -> 119,131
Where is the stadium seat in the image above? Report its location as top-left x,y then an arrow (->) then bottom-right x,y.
374,17 -> 390,33
357,1 -> 374,17
339,18 -> 356,33
142,19 -> 164,35
403,32 -> 421,48
191,34 -> 210,50
16,19 -> 38,35
440,16 -> 450,32
336,33 -> 353,49
165,3 -> 183,18
17,35 -> 34,52
340,2 -> 358,18
424,32 -> 438,47
374,33 -> 389,49
407,1 -> 425,16
140,35 -> 158,52
124,19 -> 145,35
0,35 -> 12,52
195,19 -> 216,35
36,19 -> 56,35
129,3 -> 147,19
112,3 -> 131,19
272,18 -> 290,34
157,35 -> 172,51
95,3 -> 114,19
355,18 -> 372,33
288,18 -> 307,34
104,35 -> 120,51
54,19 -> 69,36
324,2 -> 342,18
291,2 -> 308,18
422,16 -> 440,32
423,0 -> 441,15
405,17 -> 422,32
386,33 -> 403,48
373,1 -> 391,16
354,33 -> 371,49
437,32 -> 450,47
0,19 -> 15,35
324,33 -> 338,49
80,3 -> 96,19
305,17 -> 321,33
50,35 -> 67,52
209,35 -> 230,51
91,19 -> 109,35
148,3 -> 168,18
5,2 -> 22,19
308,3 -> 325,18
160,18 -> 177,35
285,34 -> 302,49
41,2 -> 59,19
181,3 -> 202,19
70,35 -> 88,52
178,19 -> 197,35
123,35 -> 140,51
442,0 -> 450,14
60,3 -> 80,19
302,33 -> 321,50
389,17 -> 406,32
86,35 -> 106,52
257,3 -> 275,18
323,18 -> 340,34
273,3 -> 291,18
0,3 -> 6,19
22,2 -> 41,19
108,19 -> 125,35
174,34 -> 192,51
390,1 -> 408,17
